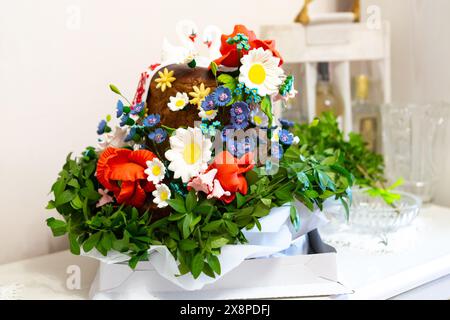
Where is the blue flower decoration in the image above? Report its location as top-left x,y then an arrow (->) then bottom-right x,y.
131,102 -> 145,115
230,101 -> 250,118
213,86 -> 232,107
271,142 -> 284,160
120,114 -> 130,127
97,120 -> 107,135
279,129 -> 294,146
279,119 -> 294,128
226,135 -> 256,158
148,128 -> 167,144
201,95 -> 216,111
231,114 -> 249,130
124,126 -> 137,142
143,114 -> 160,127
116,100 -> 124,118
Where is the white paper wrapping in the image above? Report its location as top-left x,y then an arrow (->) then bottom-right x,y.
83,200 -> 333,291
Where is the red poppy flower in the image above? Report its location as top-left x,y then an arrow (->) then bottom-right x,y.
207,151 -> 255,203
214,25 -> 283,68
96,147 -> 157,208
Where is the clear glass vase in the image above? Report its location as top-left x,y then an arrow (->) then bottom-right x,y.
381,102 -> 450,203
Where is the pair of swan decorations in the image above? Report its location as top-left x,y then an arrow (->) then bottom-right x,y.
161,20 -> 222,67
131,21 -> 221,106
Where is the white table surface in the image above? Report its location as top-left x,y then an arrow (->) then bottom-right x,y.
1,205 -> 449,300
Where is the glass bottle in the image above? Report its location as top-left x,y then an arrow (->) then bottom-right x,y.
315,62 -> 345,129
352,74 -> 381,153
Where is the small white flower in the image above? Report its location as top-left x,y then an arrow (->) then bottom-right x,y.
152,184 -> 171,208
97,126 -> 132,151
168,92 -> 189,111
293,136 -> 300,145
249,108 -> 269,127
271,127 -> 280,142
145,158 -> 166,184
198,108 -> 218,120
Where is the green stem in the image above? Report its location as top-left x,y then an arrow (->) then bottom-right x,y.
120,94 -> 132,106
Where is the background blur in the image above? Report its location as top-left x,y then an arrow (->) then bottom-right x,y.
1,0 -> 449,264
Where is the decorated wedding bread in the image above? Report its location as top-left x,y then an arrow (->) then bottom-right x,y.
46,23 -> 387,287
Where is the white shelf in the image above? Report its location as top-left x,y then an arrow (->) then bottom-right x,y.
261,22 -> 391,136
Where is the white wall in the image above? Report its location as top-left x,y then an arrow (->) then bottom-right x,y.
361,0 -> 450,207
0,0 -> 339,264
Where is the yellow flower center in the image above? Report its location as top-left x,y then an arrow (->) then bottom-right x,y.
183,143 -> 201,165
248,63 -> 266,85
160,191 -> 169,201
175,99 -> 185,108
253,115 -> 263,125
205,110 -> 215,116
152,165 -> 161,176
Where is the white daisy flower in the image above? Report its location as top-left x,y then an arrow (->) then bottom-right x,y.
164,127 -> 212,183
144,158 -> 166,184
249,108 -> 269,127
152,184 -> 171,208
167,92 -> 189,111
198,108 -> 218,120
239,48 -> 284,96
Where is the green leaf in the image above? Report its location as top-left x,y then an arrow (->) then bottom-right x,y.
290,206 -> 301,232
109,84 -> 121,95
112,231 -> 130,252
55,190 -> 75,207
167,195 -> 187,214
168,213 -> 186,221
100,231 -> 114,251
46,201 -> 56,210
191,253 -> 205,279
210,237 -> 229,248
217,74 -> 235,85
340,198 -> 350,221
82,232 -> 102,252
388,178 -> 404,190
207,255 -> 221,275
52,178 -> 66,197
261,198 -> 272,207
224,220 -> 239,236
260,96 -> 273,127
69,233 -> 80,255
70,195 -> 83,210
210,61 -> 218,77
179,239 -> 198,251
236,192 -> 246,208
202,220 -> 223,232
305,190 -> 319,199
67,178 -> 80,189
46,217 -> 67,236
185,190 -> 197,213
310,119 -> 320,127
202,263 -> 216,278
182,214 -> 193,239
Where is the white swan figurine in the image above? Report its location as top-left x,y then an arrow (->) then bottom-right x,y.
161,20 -> 199,64
202,25 -> 222,61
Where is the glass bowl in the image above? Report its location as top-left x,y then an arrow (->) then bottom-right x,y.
326,188 -> 422,235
